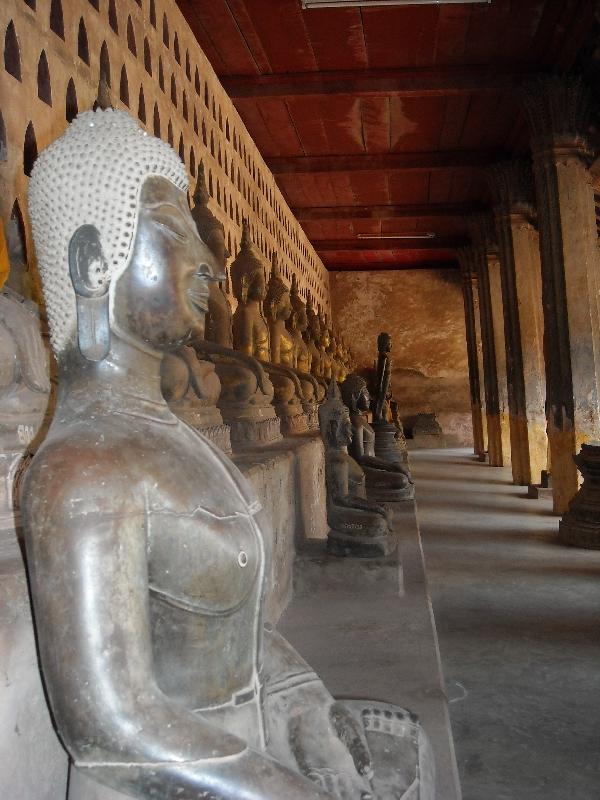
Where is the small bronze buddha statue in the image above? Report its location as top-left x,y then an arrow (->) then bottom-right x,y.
186,165 -> 280,448
287,275 -> 324,426
304,292 -> 328,390
319,380 -> 396,558
341,374 -> 413,502
319,312 -> 334,382
372,332 -> 408,465
23,109 -> 431,800
232,225 -> 307,435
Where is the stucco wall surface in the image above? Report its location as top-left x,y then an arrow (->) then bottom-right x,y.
330,269 -> 473,446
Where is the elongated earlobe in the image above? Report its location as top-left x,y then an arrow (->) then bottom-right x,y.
68,225 -> 110,361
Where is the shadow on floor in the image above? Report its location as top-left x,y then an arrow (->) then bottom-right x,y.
411,448 -> 600,800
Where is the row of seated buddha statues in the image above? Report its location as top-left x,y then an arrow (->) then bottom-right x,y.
161,163 -> 352,449
20,107 -> 433,800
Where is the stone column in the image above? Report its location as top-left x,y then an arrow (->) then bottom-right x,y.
468,216 -> 511,467
458,249 -> 486,459
520,76 -> 600,513
488,160 -> 548,487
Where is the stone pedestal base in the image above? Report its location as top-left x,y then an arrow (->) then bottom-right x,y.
559,444 -> 600,549
275,406 -> 309,436
373,421 -> 408,464
220,405 -> 282,449
327,527 -> 398,558
302,401 -> 320,431
171,407 -> 232,454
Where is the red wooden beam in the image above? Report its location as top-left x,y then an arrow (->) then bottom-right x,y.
314,235 -> 468,251
222,66 -> 538,100
292,202 -> 483,220
267,151 -> 503,174
326,260 -> 459,272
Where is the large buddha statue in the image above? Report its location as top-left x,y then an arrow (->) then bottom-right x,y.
231,223 -> 307,434
341,374 -> 413,502
186,165 -> 281,448
319,381 -> 396,558
372,332 -> 408,465
23,109 -> 431,800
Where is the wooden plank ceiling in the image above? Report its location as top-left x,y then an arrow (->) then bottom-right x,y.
177,0 -> 593,272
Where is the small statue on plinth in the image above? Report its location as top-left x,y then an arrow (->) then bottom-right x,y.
24,109 -> 432,800
187,165 -> 280,448
232,224 -> 308,435
287,274 -> 323,428
263,254 -> 310,433
372,332 -> 409,465
341,374 -> 413,502
559,443 -> 600,549
319,380 -> 396,557
304,292 -> 328,396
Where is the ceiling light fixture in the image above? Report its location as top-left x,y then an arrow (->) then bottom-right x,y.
356,232 -> 436,239
302,1 -> 490,8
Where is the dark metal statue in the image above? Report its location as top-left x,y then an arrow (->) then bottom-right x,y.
23,110 -> 433,800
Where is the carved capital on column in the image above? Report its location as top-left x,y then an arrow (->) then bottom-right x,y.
519,75 -> 594,159
487,159 -> 536,223
468,212 -> 498,254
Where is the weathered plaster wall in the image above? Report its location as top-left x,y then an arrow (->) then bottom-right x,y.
0,0 -> 330,313
330,269 -> 473,446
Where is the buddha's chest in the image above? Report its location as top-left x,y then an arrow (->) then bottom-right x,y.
144,431 -> 264,617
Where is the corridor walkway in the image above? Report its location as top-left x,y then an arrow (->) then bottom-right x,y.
411,449 -> 600,800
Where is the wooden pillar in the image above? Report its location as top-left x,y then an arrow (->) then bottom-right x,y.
487,252 -> 512,467
488,160 -> 548,486
468,216 -> 511,467
521,76 -> 600,513
458,249 -> 486,459
472,279 -> 488,455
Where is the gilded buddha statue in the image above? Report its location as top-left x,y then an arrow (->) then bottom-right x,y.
287,275 -> 323,427
304,291 -> 327,386
22,109 -> 432,800
186,165 -> 280,448
232,224 -> 308,434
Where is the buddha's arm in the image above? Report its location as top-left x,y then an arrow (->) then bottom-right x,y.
191,338 -> 271,394
361,453 -> 412,480
22,465 -> 331,800
264,362 -> 303,395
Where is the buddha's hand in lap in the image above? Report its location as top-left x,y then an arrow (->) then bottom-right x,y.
289,702 -> 374,799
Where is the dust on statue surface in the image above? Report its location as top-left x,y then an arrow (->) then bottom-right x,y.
23,109 -> 434,800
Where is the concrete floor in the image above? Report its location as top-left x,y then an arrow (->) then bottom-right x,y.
411,448 -> 600,800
